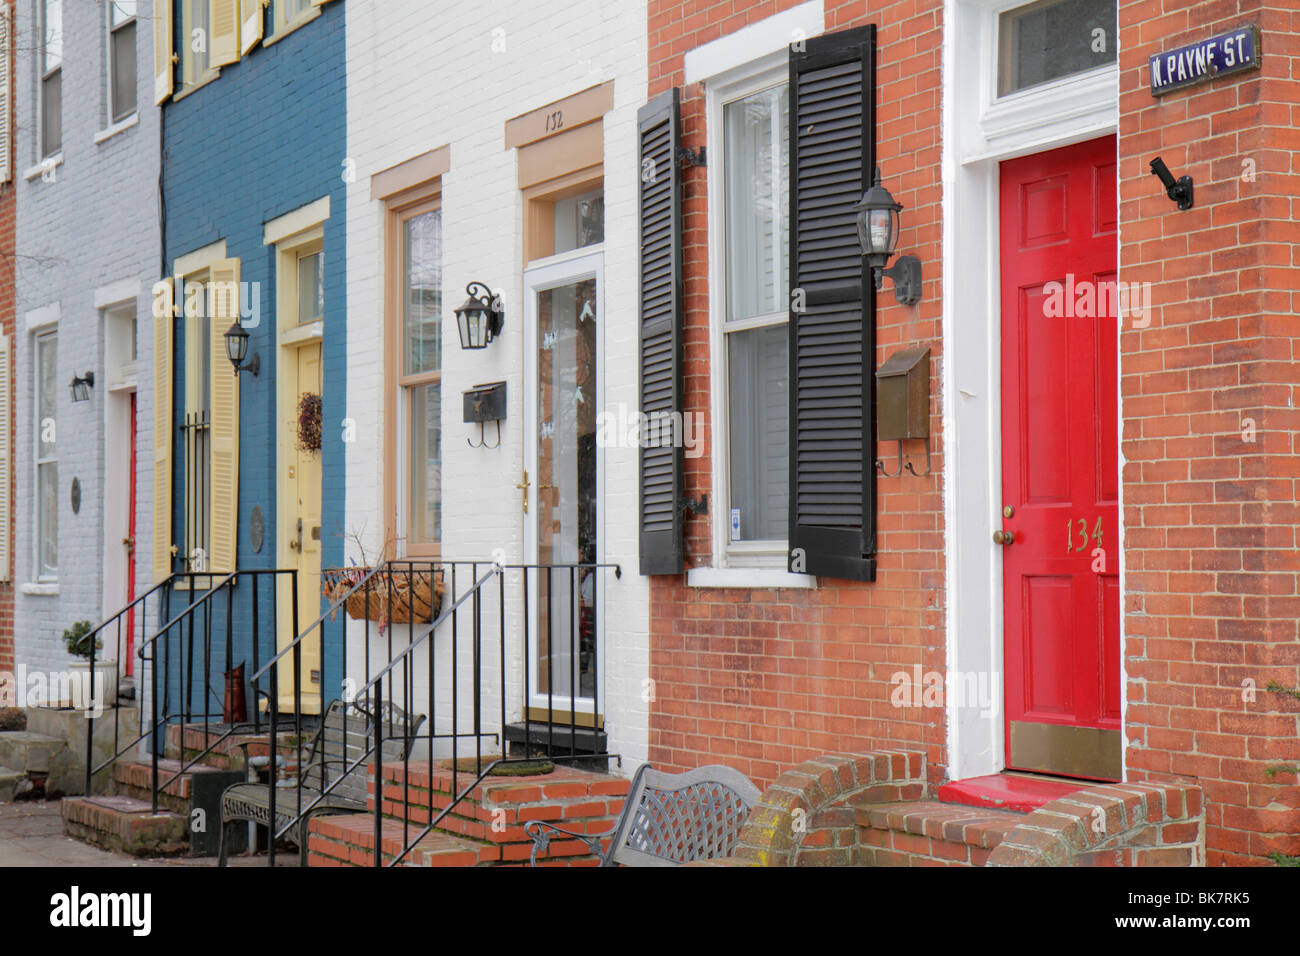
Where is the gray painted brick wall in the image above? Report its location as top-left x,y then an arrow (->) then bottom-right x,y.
12,1 -> 159,676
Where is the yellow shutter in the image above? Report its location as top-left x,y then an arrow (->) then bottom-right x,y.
208,259 -> 241,574
210,0 -> 241,67
153,285 -> 174,582
0,335 -> 11,582
153,0 -> 175,105
240,0 -> 264,55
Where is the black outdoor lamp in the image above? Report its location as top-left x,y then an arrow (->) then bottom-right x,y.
223,321 -> 260,376
454,282 -> 505,350
70,372 -> 94,403
853,166 -> 923,306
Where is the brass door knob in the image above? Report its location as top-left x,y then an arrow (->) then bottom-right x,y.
993,530 -> 1015,545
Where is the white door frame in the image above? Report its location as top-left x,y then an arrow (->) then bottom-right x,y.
942,0 -> 1121,781
521,246 -> 606,719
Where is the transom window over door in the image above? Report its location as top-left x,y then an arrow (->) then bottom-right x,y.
997,0 -> 1117,97
721,81 -> 789,551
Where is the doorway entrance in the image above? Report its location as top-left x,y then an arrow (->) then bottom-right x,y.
523,249 -> 604,727
998,135 -> 1120,780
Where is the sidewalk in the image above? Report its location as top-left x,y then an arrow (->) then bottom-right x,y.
0,801 -> 286,867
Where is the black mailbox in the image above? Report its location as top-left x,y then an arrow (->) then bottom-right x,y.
463,382 -> 507,423
875,346 -> 930,441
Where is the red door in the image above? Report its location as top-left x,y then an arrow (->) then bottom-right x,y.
125,393 -> 138,676
999,136 -> 1120,781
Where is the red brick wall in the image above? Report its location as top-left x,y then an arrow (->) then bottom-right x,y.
0,0 -> 16,680
1117,0 -> 1300,866
647,0 -> 948,786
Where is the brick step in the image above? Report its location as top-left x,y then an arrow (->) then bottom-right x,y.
0,765 -> 31,802
111,759 -> 194,814
165,724 -> 302,771
61,794 -> 189,857
307,813 -> 505,867
0,731 -> 65,773
371,761 -> 628,853
852,798 -> 1026,866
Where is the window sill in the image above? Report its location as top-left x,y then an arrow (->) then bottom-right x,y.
264,8 -> 322,47
686,567 -> 816,590
94,112 -> 140,145
22,582 -> 59,596
173,70 -> 221,103
23,153 -> 63,182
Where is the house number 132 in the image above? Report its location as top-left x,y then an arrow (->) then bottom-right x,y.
1066,516 -> 1102,552
545,110 -> 563,132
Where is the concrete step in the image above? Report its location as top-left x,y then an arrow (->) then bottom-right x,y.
0,766 -> 31,802
852,797 -> 1025,866
61,794 -> 189,857
0,731 -> 65,773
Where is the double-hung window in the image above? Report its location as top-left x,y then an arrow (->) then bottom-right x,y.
108,1 -> 138,123
180,0 -> 211,90
34,332 -> 57,580
715,72 -> 790,563
385,191 -> 442,556
40,0 -> 61,157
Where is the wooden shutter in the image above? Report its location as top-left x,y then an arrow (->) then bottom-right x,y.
208,260 -> 241,574
787,25 -> 877,582
153,283 -> 174,582
210,0 -> 241,67
0,335 -> 10,582
240,0 -> 264,55
636,89 -> 684,575
0,5 -> 11,185
153,0 -> 174,105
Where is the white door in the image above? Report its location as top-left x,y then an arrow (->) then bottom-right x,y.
522,248 -> 604,725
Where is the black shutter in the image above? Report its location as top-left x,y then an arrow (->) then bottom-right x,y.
637,89 -> 684,574
787,26 -> 877,582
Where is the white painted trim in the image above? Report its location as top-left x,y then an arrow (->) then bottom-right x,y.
21,582 -> 59,596
942,0 -> 1121,783
24,302 -> 59,332
705,58 -> 789,569
687,568 -> 816,590
93,111 -> 140,146
23,152 -> 62,182
174,239 -> 228,276
684,0 -> 823,85
264,196 -> 332,245
94,277 -> 141,310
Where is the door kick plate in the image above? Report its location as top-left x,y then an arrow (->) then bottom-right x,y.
1009,721 -> 1122,781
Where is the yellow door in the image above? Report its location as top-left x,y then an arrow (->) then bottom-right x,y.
277,342 -> 323,713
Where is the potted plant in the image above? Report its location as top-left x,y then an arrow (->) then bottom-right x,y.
63,620 -> 118,709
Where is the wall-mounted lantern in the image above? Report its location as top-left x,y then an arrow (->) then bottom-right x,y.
70,372 -> 95,403
454,282 -> 505,350
223,322 -> 260,376
854,166 -> 923,306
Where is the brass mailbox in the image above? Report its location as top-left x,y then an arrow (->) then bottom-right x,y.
876,346 -> 930,440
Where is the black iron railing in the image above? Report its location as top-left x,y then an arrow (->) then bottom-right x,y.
83,569 -> 298,811
249,559 -> 622,866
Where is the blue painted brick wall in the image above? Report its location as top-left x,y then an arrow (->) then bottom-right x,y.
163,3 -> 347,697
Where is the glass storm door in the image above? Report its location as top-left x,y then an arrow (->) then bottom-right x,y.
523,250 -> 603,725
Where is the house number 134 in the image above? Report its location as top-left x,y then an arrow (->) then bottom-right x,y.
1066,516 -> 1102,552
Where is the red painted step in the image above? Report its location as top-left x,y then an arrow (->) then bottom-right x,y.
937,772 -> 1085,814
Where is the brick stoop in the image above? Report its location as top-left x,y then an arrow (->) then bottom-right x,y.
854,799 -> 1024,866
111,759 -> 194,814
61,795 -> 189,856
165,724 -> 300,772
303,761 -> 632,867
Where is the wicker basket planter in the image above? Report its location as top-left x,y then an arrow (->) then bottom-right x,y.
322,566 -> 446,627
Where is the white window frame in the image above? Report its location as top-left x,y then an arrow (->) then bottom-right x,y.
705,52 -> 792,572
106,0 -> 139,126
33,330 -> 58,582
272,0 -> 319,39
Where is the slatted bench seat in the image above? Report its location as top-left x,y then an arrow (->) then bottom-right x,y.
218,697 -> 425,866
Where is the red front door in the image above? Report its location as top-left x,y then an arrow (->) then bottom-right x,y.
999,136 -> 1120,781
126,392 -> 137,676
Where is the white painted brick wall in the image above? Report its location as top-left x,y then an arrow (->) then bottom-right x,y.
12,2 -> 160,677
344,0 -> 650,767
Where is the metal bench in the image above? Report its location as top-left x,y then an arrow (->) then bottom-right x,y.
218,697 -> 426,866
525,763 -> 760,866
